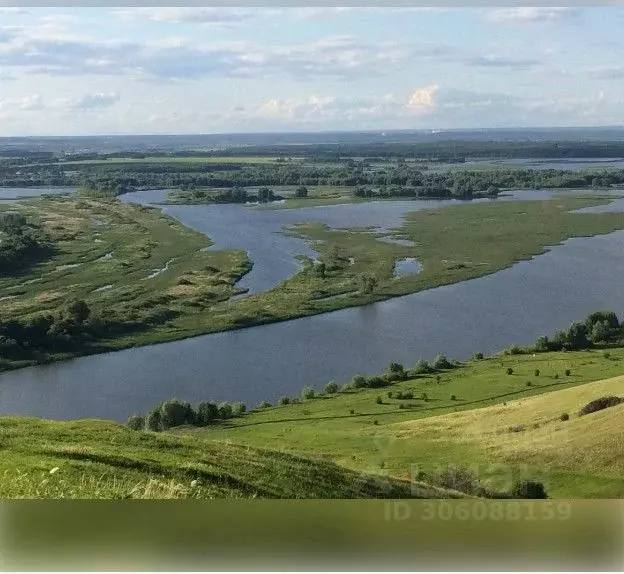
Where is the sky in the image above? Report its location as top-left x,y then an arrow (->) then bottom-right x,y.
1,6 -> 624,135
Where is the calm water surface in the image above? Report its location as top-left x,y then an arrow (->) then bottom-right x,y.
0,188 -> 623,420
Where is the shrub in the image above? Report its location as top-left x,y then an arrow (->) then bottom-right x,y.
256,401 -> 272,409
349,409 -> 355,415
373,420 -> 379,425
126,415 -> 145,431
232,402 -> 247,417
603,351 -> 611,359
146,407 -> 163,432
554,373 -> 559,379
387,391 -> 393,399
161,399 -> 194,429
301,386 -> 316,400
526,381 -> 532,387
351,375 -> 367,388
278,396 -> 291,405
506,345 -> 524,356
534,369 -> 540,377
412,359 -> 431,375
218,402 -> 233,419
506,367 -> 514,375
403,391 -> 413,400
450,394 -> 457,401
565,369 -> 571,377
196,402 -> 218,425
533,335 -> 550,352
376,396 -> 383,405
512,480 -> 548,499
508,424 -> 526,433
432,354 -> 452,370
473,352 -> 484,360
389,362 -> 404,374
368,376 -> 389,388
436,375 -> 442,384
560,412 -> 570,421
399,403 -> 405,409
578,396 -> 623,417
437,466 -> 479,495
420,392 -> 428,401
324,381 -> 339,394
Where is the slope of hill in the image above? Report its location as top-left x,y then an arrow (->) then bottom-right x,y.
0,417 -> 458,499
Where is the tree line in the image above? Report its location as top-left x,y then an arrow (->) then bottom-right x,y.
0,212 -> 51,274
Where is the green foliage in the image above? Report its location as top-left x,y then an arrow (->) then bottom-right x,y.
125,415 -> 145,431
578,396 -> 623,417
160,399 -> 195,429
432,354 -> 452,369
565,369 -> 571,377
352,375 -> 367,388
301,386 -> 316,400
324,381 -> 339,394
295,185 -> 309,198
473,352 -> 484,360
389,362 -> 404,374
278,396 -> 291,406
534,369 -> 540,377
411,359 -> 432,375
196,402 -> 219,426
256,401 -> 272,410
506,368 -> 514,375
146,407 -> 163,432
560,413 -> 570,421
218,402 -> 234,419
358,273 -> 378,294
232,402 -> 247,416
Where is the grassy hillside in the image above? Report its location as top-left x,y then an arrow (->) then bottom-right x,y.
1,348 -> 622,498
193,348 -> 624,498
0,416 -> 459,499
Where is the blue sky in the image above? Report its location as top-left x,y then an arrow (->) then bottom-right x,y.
1,6 -> 624,135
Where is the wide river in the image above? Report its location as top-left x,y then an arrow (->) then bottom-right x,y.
1,188 -> 624,421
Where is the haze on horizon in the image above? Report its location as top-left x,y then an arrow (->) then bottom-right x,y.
1,6 -> 624,137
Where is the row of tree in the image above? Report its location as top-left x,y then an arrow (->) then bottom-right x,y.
0,212 -> 51,274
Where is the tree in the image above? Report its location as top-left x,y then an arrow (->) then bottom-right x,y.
324,381 -> 339,394
589,320 -> 612,344
567,322 -> 589,350
257,187 -> 274,203
301,386 -> 315,400
196,401 -> 219,425
389,362 -> 404,374
512,480 -> 548,499
533,335 -> 550,352
295,185 -> 309,198
218,402 -> 233,419
432,354 -> 452,370
358,274 -> 378,294
126,415 -> 145,431
146,407 -> 163,432
232,402 -> 247,416
160,399 -> 194,429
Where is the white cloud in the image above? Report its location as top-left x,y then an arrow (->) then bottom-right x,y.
407,85 -> 439,112
115,8 -> 254,26
484,8 -> 579,25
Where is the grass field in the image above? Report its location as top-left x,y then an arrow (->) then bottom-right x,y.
186,347 -> 624,498
0,416 -> 459,499
2,347 -> 623,498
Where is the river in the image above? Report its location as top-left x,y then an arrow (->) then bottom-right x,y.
0,188 -> 623,421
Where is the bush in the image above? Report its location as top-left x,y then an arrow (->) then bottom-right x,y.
554,373 -> 559,379
278,396 -> 291,405
218,402 -> 233,419
437,466 -> 479,495
565,369 -> 571,377
161,399 -> 195,429
301,386 -> 316,400
432,354 -> 452,370
473,352 -> 484,360
373,420 -> 379,425
196,401 -> 219,425
560,412 -> 570,421
450,394 -> 457,401
387,391 -> 393,398
349,409 -> 355,415
232,402 -> 247,417
399,403 -> 405,409
376,396 -> 383,405
324,381 -> 340,394
603,351 -> 611,359
578,396 -> 623,417
506,368 -> 514,375
534,369 -> 540,377
412,359 -> 432,375
351,375 -> 367,388
533,335 -> 550,352
256,401 -> 272,409
506,345 -> 524,356
146,407 -> 163,432
420,392 -> 428,401
526,381 -> 532,387
389,362 -> 404,374
512,480 -> 548,499
367,376 -> 389,388
436,375 -> 441,384
126,415 -> 145,431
